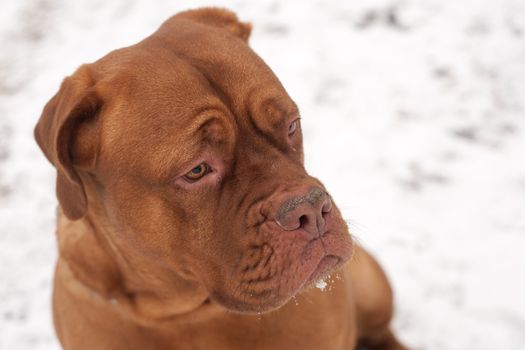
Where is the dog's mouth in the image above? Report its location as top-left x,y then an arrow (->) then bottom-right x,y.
303,254 -> 341,287
210,223 -> 352,314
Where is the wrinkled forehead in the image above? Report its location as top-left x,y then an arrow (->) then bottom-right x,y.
110,51 -> 227,127
154,17 -> 299,125
96,51 -> 234,178
96,19 -> 298,178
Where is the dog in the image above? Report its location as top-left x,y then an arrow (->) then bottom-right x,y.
35,7 -> 407,350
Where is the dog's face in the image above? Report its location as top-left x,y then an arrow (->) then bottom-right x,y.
36,9 -> 352,314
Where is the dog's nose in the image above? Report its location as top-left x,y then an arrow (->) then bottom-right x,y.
275,187 -> 332,237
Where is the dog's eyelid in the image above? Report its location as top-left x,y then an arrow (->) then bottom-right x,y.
184,163 -> 210,179
287,117 -> 301,136
173,155 -> 225,186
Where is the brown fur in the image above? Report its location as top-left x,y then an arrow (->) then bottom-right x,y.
35,7 -> 408,350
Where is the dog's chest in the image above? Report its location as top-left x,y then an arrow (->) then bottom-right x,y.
161,285 -> 357,350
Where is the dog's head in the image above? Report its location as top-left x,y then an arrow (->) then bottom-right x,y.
36,8 -> 352,314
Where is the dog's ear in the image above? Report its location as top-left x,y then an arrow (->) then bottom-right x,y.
176,7 -> 252,42
35,65 -> 101,220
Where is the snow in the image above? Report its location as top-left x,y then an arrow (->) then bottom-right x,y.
1,0 -> 525,349
315,279 -> 327,291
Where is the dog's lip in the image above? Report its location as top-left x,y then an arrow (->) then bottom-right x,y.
298,230 -> 351,288
304,254 -> 341,287
213,229 -> 350,313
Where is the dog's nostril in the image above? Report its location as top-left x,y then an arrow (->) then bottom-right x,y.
299,214 -> 309,229
321,198 -> 332,214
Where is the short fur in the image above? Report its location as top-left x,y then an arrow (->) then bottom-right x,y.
35,7 -> 407,350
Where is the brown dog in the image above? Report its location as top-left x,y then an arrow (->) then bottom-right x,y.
35,8 -> 407,350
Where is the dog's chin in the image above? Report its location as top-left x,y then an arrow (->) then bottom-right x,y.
209,247 -> 351,315
209,289 -> 290,314
301,255 -> 343,288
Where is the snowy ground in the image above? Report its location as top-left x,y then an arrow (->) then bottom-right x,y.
1,0 -> 524,349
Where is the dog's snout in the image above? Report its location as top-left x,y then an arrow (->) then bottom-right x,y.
275,187 -> 332,237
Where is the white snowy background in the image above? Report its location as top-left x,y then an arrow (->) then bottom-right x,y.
1,0 -> 524,349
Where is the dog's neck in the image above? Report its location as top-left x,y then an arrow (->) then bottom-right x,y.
56,209 -> 216,324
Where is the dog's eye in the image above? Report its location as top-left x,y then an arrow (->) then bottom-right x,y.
184,163 -> 211,182
288,119 -> 300,136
